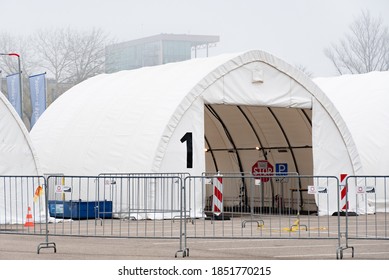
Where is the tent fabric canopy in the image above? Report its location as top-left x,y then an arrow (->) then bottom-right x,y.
30,50 -> 359,176
314,71 -> 389,213
30,50 -> 366,216
0,91 -> 44,224
314,71 -> 389,176
0,91 -> 41,175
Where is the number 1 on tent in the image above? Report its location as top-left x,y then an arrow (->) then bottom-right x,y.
180,132 -> 193,168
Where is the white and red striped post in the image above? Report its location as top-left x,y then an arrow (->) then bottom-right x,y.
340,173 -> 348,211
212,174 -> 223,216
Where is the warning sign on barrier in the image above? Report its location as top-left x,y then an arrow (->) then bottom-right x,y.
55,185 -> 72,193
308,185 -> 328,194
356,186 -> 375,194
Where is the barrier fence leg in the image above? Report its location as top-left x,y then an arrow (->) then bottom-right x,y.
175,180 -> 189,258
336,177 -> 354,259
37,182 -> 57,254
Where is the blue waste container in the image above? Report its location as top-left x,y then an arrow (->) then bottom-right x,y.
48,200 -> 112,219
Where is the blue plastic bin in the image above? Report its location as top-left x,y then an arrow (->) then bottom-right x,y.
48,200 -> 113,219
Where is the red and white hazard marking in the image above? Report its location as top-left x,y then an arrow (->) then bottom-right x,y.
340,173 -> 348,211
340,185 -> 348,210
212,176 -> 223,215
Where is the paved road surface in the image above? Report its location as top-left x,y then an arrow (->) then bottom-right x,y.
1,233 -> 389,260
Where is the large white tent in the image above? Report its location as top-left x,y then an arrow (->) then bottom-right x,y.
314,71 -> 389,213
0,91 -> 46,224
30,50 -> 368,216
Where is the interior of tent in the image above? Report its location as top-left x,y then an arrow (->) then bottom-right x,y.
204,105 -> 313,174
203,105 -> 314,212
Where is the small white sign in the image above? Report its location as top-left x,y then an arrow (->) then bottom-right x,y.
356,186 -> 365,194
308,185 -> 328,194
356,186 -> 375,194
54,185 -> 72,193
55,185 -> 63,193
308,185 -> 316,194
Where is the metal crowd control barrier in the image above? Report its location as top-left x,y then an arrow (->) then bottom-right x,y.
0,175 -> 56,253
184,174 -> 342,257
337,176 -> 389,259
45,174 -> 188,257
1,173 -> 359,259
98,173 -> 191,223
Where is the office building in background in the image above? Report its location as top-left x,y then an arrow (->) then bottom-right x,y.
105,34 -> 219,73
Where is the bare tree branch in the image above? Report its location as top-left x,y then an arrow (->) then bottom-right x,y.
0,28 -> 113,129
32,28 -> 73,84
65,28 -> 109,84
324,9 -> 389,75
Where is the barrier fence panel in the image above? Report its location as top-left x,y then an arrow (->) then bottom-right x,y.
184,174 -> 341,256
0,175 -> 56,253
1,173 -> 352,259
0,175 -> 47,233
338,176 -> 389,259
46,174 -> 188,257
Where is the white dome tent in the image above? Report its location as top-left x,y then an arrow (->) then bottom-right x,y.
30,50 -> 367,216
315,71 -> 389,213
0,91 -> 46,224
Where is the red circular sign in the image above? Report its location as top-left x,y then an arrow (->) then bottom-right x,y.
251,160 -> 274,182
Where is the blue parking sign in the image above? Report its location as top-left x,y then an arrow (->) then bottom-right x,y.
275,163 -> 288,175
275,163 -> 288,182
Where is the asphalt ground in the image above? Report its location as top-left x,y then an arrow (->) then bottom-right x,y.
1,232 -> 389,260
1,231 -> 389,280
1,212 -> 389,260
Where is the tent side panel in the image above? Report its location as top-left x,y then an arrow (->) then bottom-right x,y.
0,93 -> 44,224
158,98 -> 205,218
312,100 -> 368,215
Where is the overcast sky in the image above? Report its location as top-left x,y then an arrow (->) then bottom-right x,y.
2,0 -> 389,77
